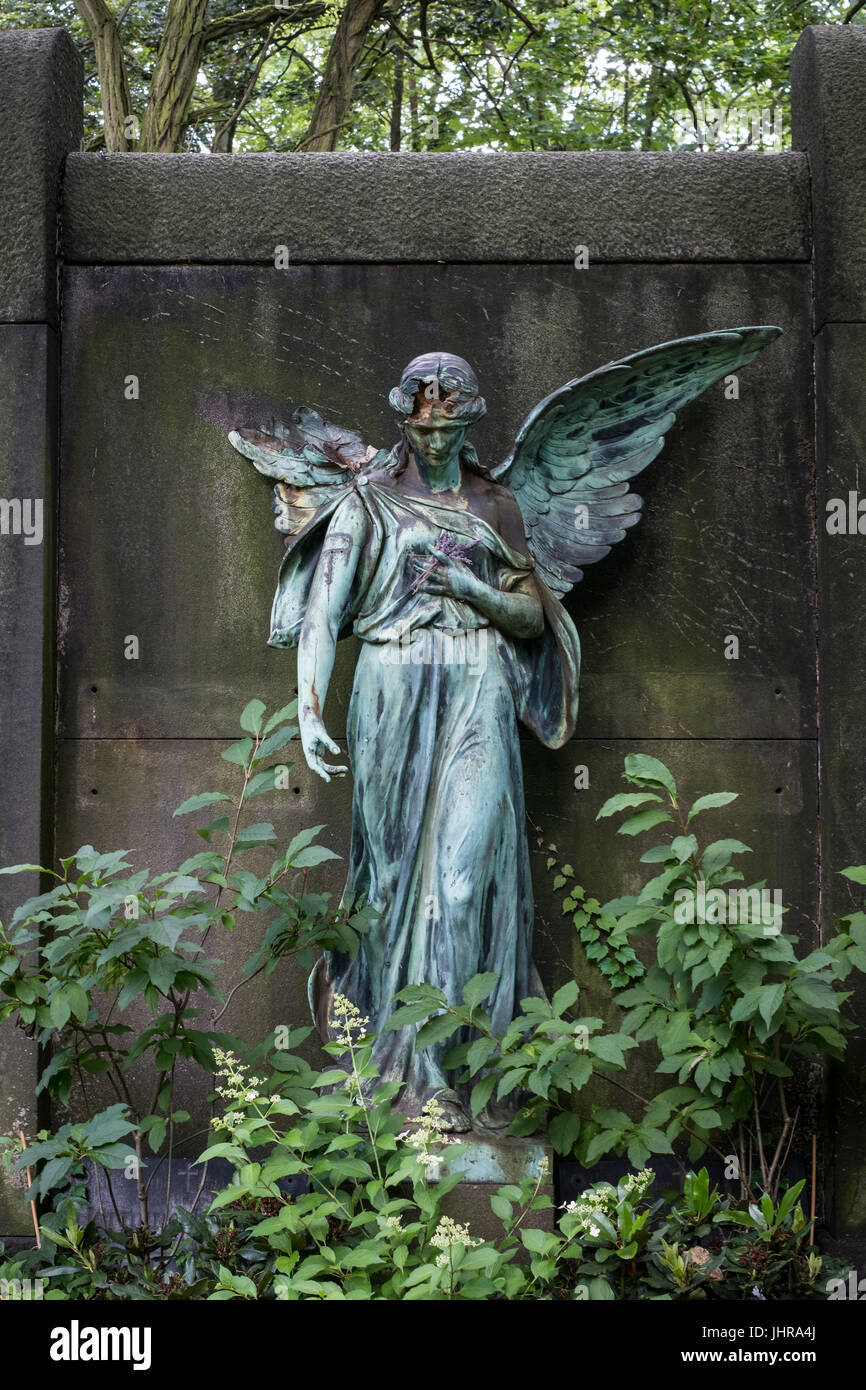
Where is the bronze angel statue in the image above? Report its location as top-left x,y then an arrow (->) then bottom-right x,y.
230,328 -> 780,1130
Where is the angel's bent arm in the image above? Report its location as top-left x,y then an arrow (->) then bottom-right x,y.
297,490 -> 368,781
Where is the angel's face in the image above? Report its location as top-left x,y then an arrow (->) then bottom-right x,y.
404,422 -> 468,471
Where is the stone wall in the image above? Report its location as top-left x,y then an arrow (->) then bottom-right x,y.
0,23 -> 863,1251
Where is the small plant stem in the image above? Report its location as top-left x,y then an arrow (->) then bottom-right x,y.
809,1133 -> 817,1244
19,1130 -> 40,1248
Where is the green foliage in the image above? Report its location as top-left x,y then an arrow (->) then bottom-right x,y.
0,1 -> 859,154
0,737 -> 861,1300
0,699 -> 374,1226
404,757 -> 866,1205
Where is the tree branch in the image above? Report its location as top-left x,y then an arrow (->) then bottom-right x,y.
202,1 -> 326,45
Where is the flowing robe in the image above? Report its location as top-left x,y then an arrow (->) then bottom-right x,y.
267,469 -> 580,1113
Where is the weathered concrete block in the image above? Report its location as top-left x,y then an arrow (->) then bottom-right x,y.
58,262 -> 812,743
0,325 -> 57,1233
440,1135 -> 555,1245
62,150 -> 811,266
52,733 -> 818,1139
792,26 -> 866,328
0,29 -> 82,324
815,322 -> 866,1243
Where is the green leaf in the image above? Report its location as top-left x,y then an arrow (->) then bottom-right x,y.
415,1013 -> 461,1050
290,845 -> 340,868
465,1036 -> 496,1075
234,822 -> 277,846
262,701 -> 298,736
551,980 -> 579,1015
687,792 -> 738,823
596,792 -> 662,820
148,955 -> 180,996
117,967 -> 149,1011
258,726 -> 298,759
792,975 -> 838,1010
243,768 -> 281,801
86,1103 -> 135,1148
701,839 -> 752,876
462,972 -> 500,1008
618,808 -> 672,837
240,699 -> 266,735
222,738 -> 254,767
49,989 -> 71,1029
470,1074 -> 497,1115
548,1111 -> 582,1156
520,1227 -> 555,1254
757,982 -> 786,1027
591,1033 -> 631,1066
66,982 -> 90,1023
417,1006 -> 464,1045
623,755 -> 677,797
173,792 -> 232,818
840,866 -> 866,885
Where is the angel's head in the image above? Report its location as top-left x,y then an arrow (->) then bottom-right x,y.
389,352 -> 488,476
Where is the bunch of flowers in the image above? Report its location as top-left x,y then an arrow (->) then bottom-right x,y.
210,1047 -> 268,1133
397,1096 -> 458,1174
563,1169 -> 654,1236
430,1215 -> 482,1268
409,531 -> 477,596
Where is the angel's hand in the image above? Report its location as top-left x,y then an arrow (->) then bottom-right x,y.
299,706 -> 348,783
422,544 -> 487,603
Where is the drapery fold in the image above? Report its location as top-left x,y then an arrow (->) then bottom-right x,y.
267,476 -> 580,1115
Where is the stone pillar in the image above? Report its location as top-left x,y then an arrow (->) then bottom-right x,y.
0,29 -> 82,1236
792,25 -> 866,1256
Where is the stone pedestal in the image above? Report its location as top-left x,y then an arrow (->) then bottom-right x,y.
439,1133 -> 555,1245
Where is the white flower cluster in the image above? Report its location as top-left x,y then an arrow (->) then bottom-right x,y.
378,1215 -> 404,1236
330,993 -> 371,1048
430,1216 -> 482,1268
397,1096 -> 458,1154
621,1169 -> 654,1201
562,1169 -> 655,1236
210,1046 -> 268,1131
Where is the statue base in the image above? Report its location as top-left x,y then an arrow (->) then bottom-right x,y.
438,1131 -> 555,1244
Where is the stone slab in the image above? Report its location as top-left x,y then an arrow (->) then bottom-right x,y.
58,261 -> 814,742
0,29 -> 82,325
792,26 -> 866,329
440,1135 -> 555,1245
53,735 -> 818,1135
61,150 -> 811,266
0,325 -> 57,1233
814,322 -> 866,1244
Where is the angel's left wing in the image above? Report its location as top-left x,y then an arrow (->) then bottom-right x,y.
492,326 -> 781,597
229,406 -> 389,537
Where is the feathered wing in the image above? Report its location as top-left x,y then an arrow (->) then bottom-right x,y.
229,406 -> 390,537
492,326 -> 782,598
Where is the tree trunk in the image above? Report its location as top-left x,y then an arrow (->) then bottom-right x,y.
389,47 -> 403,150
301,0 -> 387,151
139,0 -> 211,152
73,0 -> 133,151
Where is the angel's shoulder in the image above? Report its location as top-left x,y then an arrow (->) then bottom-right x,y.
328,484 -> 372,536
482,478 -> 528,550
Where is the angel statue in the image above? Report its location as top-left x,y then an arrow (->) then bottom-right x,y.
230,327 -> 780,1131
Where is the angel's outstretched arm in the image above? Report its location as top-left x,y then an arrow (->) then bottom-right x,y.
298,490 -> 368,782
